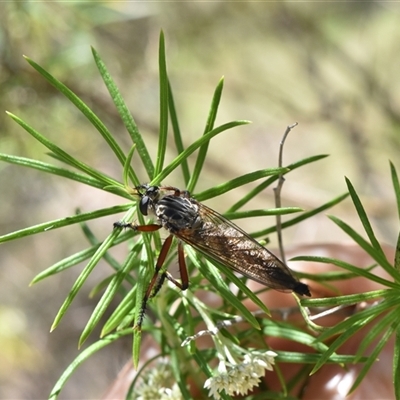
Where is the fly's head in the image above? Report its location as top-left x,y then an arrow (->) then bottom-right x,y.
135,184 -> 161,216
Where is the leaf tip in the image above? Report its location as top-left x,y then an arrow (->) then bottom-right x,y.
78,335 -> 86,349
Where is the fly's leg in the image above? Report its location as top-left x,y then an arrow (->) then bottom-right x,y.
113,221 -> 162,232
137,237 -> 189,329
177,242 -> 189,290
146,242 -> 189,331
114,221 -> 190,330
152,241 -> 189,297
135,234 -> 174,329
114,221 -> 165,330
159,186 -> 191,199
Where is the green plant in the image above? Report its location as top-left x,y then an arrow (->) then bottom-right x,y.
2,31 -> 398,400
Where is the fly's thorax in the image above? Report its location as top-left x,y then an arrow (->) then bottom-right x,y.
155,195 -> 202,234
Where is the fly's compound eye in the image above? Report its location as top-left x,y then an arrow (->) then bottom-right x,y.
146,186 -> 159,198
139,196 -> 150,216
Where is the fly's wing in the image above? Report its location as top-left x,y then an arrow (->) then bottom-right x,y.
176,202 -> 310,296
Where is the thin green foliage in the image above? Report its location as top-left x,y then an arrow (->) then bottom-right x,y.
391,160 -> 400,274
24,56 -> 127,168
50,229 -> 121,332
354,308 -> 398,361
349,319 -> 399,395
7,112 -> 120,187
0,203 -> 133,244
79,241 -> 143,347
262,320 -> 332,355
390,161 -> 400,219
294,256 -> 399,290
345,177 -> 386,258
195,167 -> 288,201
122,144 -> 138,188
101,285 -> 137,335
79,218 -> 132,286
154,31 -> 169,177
395,327 -> 400,399
187,76 -> 224,193
168,78 -> 190,185
224,207 -> 303,220
91,47 -> 153,181
295,172 -> 400,397
0,154 -> 130,197
227,154 -> 329,213
251,192 -> 349,239
48,329 -> 132,400
328,216 -> 400,281
152,120 -> 251,185
30,229 -> 135,284
2,31 -> 399,400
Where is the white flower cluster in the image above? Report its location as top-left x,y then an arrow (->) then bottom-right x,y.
135,360 -> 183,400
204,351 -> 277,400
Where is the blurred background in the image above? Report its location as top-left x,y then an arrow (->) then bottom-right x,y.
1,2 -> 400,399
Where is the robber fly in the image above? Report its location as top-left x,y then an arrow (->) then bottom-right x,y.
114,184 -> 311,329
